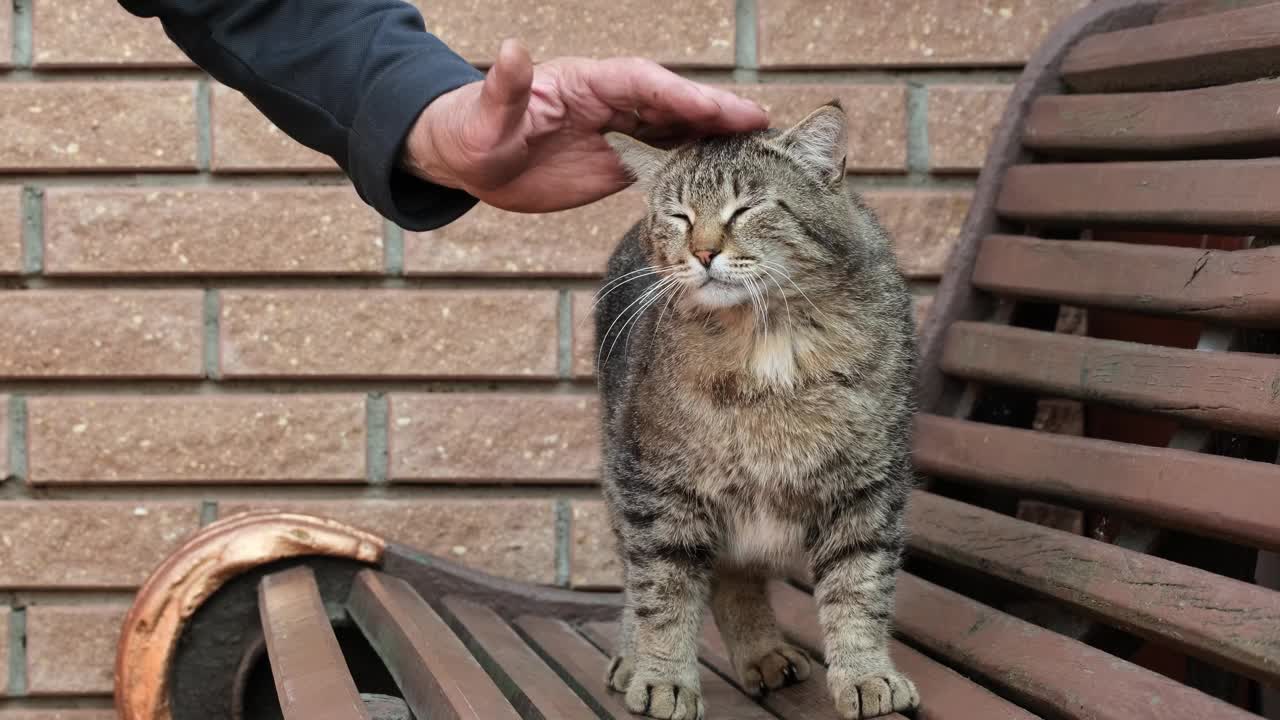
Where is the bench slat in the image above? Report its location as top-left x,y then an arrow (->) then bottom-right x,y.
1023,80 -> 1280,156
996,160 -> 1280,232
514,615 -> 630,719
1061,3 -> 1280,92
1156,0 -> 1280,22
257,566 -> 371,720
941,322 -> 1280,437
972,234 -> 1280,325
894,573 -> 1257,720
768,582 -> 1040,720
907,490 -> 1280,683
346,570 -> 520,720
913,414 -> 1280,551
441,596 -> 598,720
696,619 -> 848,720
580,621 -> 777,720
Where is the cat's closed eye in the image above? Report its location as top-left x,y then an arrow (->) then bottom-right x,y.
670,212 -> 692,226
727,206 -> 753,225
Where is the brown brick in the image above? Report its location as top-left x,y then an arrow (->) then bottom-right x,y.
390,394 -> 599,483
407,191 -> 642,277
44,188 -> 383,275
417,0 -> 734,66
0,291 -> 203,378
211,84 -> 337,172
0,3 -> 9,69
862,190 -> 970,279
0,605 -> 8,694
0,502 -> 199,588
26,604 -> 127,695
0,394 -> 7,481
1,187 -> 19,275
571,500 -> 621,589
758,0 -> 1089,68
220,290 -> 559,378
33,0 -> 190,67
725,84 -> 908,172
220,499 -> 557,583
0,82 -> 197,172
27,396 -> 366,485
928,85 -> 1013,173
0,4 -> 10,70
0,707 -> 115,712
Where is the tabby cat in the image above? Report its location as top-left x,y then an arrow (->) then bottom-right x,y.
593,102 -> 920,720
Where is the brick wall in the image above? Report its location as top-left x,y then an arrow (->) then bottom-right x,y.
0,0 -> 1086,713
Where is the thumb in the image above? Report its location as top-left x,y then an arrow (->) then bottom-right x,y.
472,38 -> 533,148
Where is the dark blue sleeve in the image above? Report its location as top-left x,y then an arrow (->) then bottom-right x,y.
119,0 -> 484,231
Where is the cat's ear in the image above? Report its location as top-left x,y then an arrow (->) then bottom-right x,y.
605,132 -> 670,188
771,101 -> 847,187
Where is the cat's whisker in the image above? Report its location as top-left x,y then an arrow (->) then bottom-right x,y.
592,264 -> 680,302
752,273 -> 771,335
757,266 -> 795,339
583,268 -> 684,333
741,275 -> 758,329
605,277 -> 679,366
598,276 -> 678,370
653,284 -> 684,339
745,274 -> 768,336
588,264 -> 680,313
621,280 -> 680,358
596,276 -> 674,371
758,261 -> 834,323
752,272 -> 762,333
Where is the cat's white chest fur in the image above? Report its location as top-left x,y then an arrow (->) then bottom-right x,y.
750,330 -> 801,387
726,507 -> 805,568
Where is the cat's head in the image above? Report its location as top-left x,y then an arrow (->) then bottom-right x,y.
606,101 -> 858,312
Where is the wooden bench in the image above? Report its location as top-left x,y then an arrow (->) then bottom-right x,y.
114,1 -> 1280,718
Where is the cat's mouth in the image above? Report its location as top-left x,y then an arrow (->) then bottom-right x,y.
689,274 -> 753,309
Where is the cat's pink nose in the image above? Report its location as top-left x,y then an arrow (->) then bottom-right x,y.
694,250 -> 718,268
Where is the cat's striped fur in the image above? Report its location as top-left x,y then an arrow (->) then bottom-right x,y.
595,103 -> 919,720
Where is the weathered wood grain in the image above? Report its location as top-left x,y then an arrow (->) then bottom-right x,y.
257,566 -> 370,720
972,234 -> 1280,325
441,596 -> 598,720
892,573 -> 1258,720
907,491 -> 1280,683
1062,3 -> 1280,91
514,615 -> 633,719
1024,79 -> 1280,156
914,413 -> 1280,551
346,570 -> 520,720
997,160 -> 1280,232
1156,0 -> 1280,22
941,322 -> 1280,437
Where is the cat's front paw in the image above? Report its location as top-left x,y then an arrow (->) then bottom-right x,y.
606,656 -> 635,693
737,643 -> 812,696
624,680 -> 704,720
828,667 -> 919,719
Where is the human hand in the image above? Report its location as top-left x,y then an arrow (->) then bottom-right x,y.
402,39 -> 769,213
